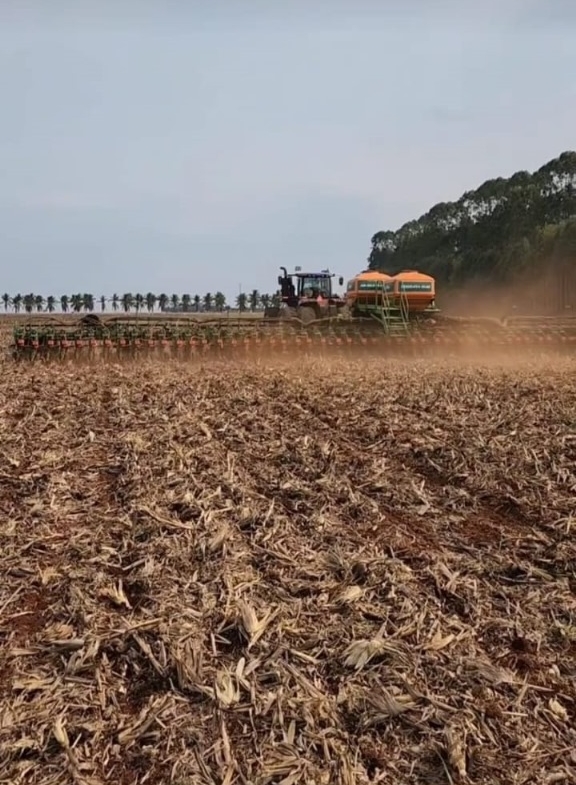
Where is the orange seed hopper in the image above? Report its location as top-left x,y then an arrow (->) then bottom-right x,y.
345,271 -> 394,309
390,270 -> 435,312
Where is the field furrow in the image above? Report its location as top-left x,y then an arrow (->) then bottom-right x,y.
1,356 -> 575,785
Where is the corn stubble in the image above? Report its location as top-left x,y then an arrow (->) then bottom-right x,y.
1,354 -> 576,785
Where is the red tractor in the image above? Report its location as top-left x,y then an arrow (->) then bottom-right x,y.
264,266 -> 346,324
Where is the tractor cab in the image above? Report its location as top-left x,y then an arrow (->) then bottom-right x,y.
297,274 -> 333,300
277,266 -> 344,308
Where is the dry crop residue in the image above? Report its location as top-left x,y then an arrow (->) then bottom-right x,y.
1,356 -> 576,785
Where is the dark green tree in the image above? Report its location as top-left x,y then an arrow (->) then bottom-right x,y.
236,292 -> 248,312
368,150 -> 576,296
145,292 -> 157,312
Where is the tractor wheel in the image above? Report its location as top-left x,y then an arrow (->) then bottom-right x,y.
299,307 -> 317,326
282,306 -> 299,322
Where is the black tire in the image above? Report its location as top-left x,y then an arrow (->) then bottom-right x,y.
299,306 -> 317,325
282,306 -> 299,322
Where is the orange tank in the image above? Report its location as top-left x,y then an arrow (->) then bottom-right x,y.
390,270 -> 435,312
345,271 -> 394,309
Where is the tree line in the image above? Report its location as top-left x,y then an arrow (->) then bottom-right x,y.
368,150 -> 576,296
0,290 -> 281,314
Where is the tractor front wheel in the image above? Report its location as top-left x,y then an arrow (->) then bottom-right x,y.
299,307 -> 318,326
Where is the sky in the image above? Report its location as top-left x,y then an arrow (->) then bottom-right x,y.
0,0 -> 575,302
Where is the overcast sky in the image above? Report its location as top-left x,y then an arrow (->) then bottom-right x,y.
1,1 -> 575,300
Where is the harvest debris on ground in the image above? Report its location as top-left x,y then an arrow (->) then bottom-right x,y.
1,355 -> 576,784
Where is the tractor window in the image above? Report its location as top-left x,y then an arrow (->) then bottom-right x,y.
298,276 -> 331,298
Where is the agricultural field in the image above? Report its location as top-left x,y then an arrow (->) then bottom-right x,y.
1,352 -> 576,785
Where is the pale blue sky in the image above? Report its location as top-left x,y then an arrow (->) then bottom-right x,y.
1,1 -> 575,301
